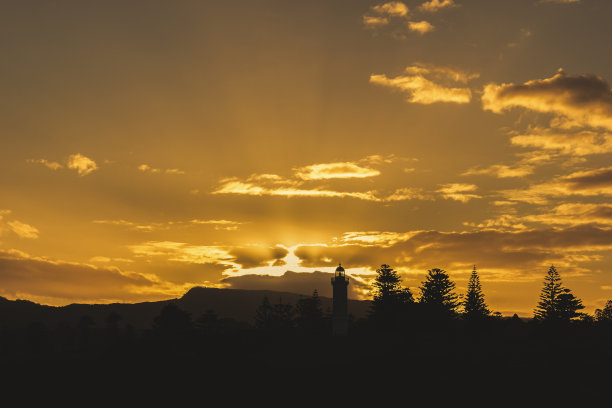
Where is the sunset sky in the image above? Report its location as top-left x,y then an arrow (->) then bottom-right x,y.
2,0 -> 612,316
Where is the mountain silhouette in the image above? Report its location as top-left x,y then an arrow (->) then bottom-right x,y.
0,287 -> 370,328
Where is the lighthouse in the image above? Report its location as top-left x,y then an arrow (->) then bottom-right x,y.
331,263 -> 349,336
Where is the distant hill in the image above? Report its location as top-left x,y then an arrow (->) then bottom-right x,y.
0,287 -> 371,329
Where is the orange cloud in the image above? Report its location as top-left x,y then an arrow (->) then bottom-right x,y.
139,164 -> 185,175
363,2 -> 409,28
419,0 -> 456,13
28,154 -> 97,175
500,166 -> 612,203
295,226 -> 612,279
0,249 -> 159,304
67,153 -> 98,176
372,1 -> 409,16
27,159 -> 63,170
463,163 -> 534,178
483,70 -> 612,131
294,162 -> 380,180
371,64 -> 476,104
510,128 -> 612,156
408,20 -> 435,34
437,183 -> 481,202
7,220 -> 39,239
213,157 -> 426,202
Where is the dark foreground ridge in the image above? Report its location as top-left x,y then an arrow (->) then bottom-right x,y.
1,280 -> 611,400
0,286 -> 371,328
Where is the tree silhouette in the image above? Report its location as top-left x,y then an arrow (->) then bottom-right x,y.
556,288 -> 584,321
153,303 -> 192,333
254,296 -> 294,332
534,265 -> 583,322
463,266 -> 490,319
595,300 -> 612,322
105,311 -> 122,330
418,268 -> 459,314
370,264 -> 413,328
295,290 -> 325,334
195,309 -> 220,335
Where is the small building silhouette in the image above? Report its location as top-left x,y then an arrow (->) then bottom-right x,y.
331,263 -> 349,336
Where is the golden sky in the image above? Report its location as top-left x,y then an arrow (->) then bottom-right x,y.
2,0 -> 612,316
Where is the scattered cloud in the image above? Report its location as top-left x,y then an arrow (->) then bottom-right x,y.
370,74 -> 469,104
437,183 -> 481,202
165,168 -> 185,175
510,127 -> 612,156
213,156 -> 428,202
7,220 -> 39,239
363,1 -> 410,28
500,166 -> 612,204
363,15 -> 390,28
463,163 -> 534,178
129,241 -> 233,265
539,0 -> 580,4
138,164 -> 160,173
404,63 -> 479,84
27,159 -> 63,170
467,203 -> 612,230
94,218 -> 244,232
67,153 -> 98,176
419,0 -> 457,13
337,231 -> 418,247
372,1 -> 409,17
139,164 -> 185,175
294,162 -> 380,180
0,213 -> 39,240
408,20 -> 435,35
371,63 -> 476,104
483,70 -> 612,131
28,154 -> 97,175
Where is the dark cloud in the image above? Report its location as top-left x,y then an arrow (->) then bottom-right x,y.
222,270 -> 369,299
563,166 -> 612,190
0,249 -> 157,303
483,70 -> 612,130
229,245 -> 289,269
294,226 -> 612,278
141,260 -> 229,285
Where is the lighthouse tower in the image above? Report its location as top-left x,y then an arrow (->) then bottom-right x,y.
331,263 -> 349,336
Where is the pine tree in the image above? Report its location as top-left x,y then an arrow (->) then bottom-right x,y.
371,265 -> 413,310
557,288 -> 584,321
254,296 -> 294,332
370,264 -> 413,326
534,265 -> 564,320
534,265 -> 584,321
463,265 -> 490,319
418,268 -> 459,314
595,300 -> 612,322
295,290 -> 325,333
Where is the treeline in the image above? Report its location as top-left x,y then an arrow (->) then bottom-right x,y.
3,264 -> 612,364
365,263 -> 598,329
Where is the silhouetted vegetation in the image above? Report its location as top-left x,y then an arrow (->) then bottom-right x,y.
369,264 -> 413,330
294,290 -> 327,335
418,268 -> 459,317
595,300 -> 612,322
1,266 -> 611,397
534,265 -> 584,322
463,266 -> 490,320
